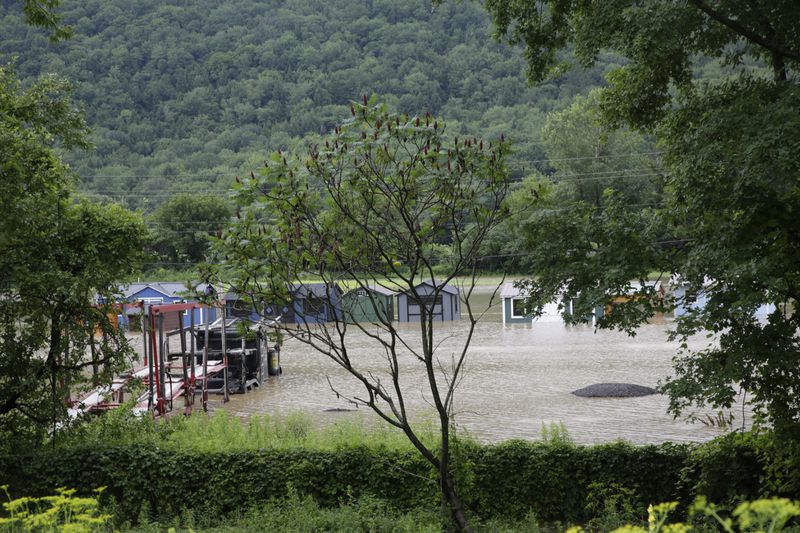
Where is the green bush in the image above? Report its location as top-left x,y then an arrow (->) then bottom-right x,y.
0,445 -> 439,524
469,440 -> 692,523
1,431 -> 797,526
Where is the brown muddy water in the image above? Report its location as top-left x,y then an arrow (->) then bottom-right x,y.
127,287 -> 745,445
205,287 -> 748,446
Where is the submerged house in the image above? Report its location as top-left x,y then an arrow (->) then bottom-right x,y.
500,281 -> 563,325
603,281 -> 667,321
222,290 -> 263,322
261,283 -> 343,324
341,285 -> 397,323
671,282 -> 777,319
290,283 -> 343,323
397,280 -> 460,322
117,282 -> 217,330
670,283 -> 710,318
501,282 -> 530,325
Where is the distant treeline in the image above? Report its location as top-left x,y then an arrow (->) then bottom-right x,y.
0,0 -> 620,210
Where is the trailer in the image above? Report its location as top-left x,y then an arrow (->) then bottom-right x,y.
191,317 -> 282,395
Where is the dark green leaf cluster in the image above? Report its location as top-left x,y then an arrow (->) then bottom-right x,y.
0,64 -> 147,443
2,432 -> 795,527
147,193 -> 233,266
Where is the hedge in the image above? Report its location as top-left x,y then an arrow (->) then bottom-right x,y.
0,433 -> 795,524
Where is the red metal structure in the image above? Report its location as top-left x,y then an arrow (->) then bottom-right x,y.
71,301 -> 229,418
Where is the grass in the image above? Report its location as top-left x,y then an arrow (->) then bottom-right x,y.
59,407 -> 440,453
165,410 -> 440,452
292,274 -> 512,291
126,490 -> 445,533
120,488 -> 552,532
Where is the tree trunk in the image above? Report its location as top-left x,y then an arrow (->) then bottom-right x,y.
772,50 -> 787,81
441,469 -> 472,532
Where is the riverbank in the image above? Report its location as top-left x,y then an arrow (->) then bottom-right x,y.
1,411 -> 790,531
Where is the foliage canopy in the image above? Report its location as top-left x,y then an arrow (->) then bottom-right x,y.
0,64 -> 146,449
486,0 -> 800,436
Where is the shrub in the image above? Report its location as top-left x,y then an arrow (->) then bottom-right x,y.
1,429 -> 797,526
0,486 -> 111,533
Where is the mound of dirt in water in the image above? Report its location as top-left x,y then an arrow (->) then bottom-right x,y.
572,383 -> 657,398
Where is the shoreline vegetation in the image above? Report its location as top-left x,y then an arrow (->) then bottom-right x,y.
2,409 -> 798,532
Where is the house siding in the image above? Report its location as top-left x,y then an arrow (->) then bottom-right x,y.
397,282 -> 460,322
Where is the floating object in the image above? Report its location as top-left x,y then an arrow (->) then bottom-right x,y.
572,383 -> 657,398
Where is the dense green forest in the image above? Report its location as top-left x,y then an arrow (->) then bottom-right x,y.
0,0 -> 623,214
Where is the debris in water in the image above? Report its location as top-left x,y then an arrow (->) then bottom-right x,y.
572,383 -> 657,398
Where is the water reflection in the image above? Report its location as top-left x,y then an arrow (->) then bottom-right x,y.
222,287 -> 746,445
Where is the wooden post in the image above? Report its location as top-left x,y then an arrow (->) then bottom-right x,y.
240,336 -> 246,393
89,316 -> 98,384
145,309 -> 154,414
179,311 -> 189,412
157,312 -> 166,414
140,304 -> 147,364
189,306 -> 196,411
221,308 -> 229,402
202,307 -> 210,412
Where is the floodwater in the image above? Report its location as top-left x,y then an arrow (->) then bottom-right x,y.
214,287 -> 747,445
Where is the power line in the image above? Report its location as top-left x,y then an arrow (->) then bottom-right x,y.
508,151 -> 663,164
83,174 -> 228,179
81,170 -> 664,199
75,151 -> 664,181
94,168 -> 662,187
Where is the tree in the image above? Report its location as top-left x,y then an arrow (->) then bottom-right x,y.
485,1 -> 800,436
539,88 -> 660,207
19,0 -> 71,41
0,65 -> 146,450
213,100 -> 511,531
148,193 -> 233,266
478,89 -> 660,273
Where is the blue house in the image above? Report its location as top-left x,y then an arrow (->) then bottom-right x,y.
397,280 -> 460,322
500,281 -> 564,325
259,283 -> 343,324
118,282 -> 218,330
222,290 -> 265,323
290,283 -> 343,324
671,282 -> 776,319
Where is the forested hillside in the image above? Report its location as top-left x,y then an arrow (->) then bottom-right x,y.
0,0 -> 620,210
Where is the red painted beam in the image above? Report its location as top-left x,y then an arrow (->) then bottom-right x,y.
151,302 -> 201,314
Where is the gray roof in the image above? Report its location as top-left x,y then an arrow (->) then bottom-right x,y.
412,280 -> 459,295
119,282 -> 212,300
343,285 -> 398,297
120,282 -> 187,299
500,281 -> 526,299
290,283 -> 343,298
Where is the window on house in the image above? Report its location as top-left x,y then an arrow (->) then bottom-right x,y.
411,294 -> 443,307
511,298 -> 527,318
303,296 -> 325,315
